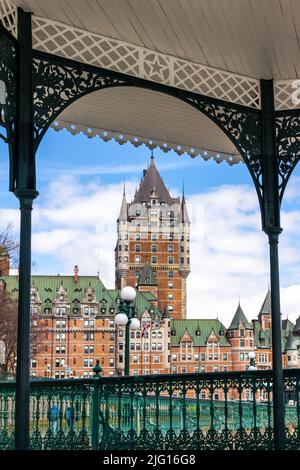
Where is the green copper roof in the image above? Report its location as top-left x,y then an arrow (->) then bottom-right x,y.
253,320 -> 289,351
137,259 -> 157,286
170,319 -> 230,347
228,304 -> 252,330
259,289 -> 271,315
0,275 -> 162,317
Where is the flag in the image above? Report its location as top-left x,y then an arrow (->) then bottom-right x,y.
141,321 -> 151,338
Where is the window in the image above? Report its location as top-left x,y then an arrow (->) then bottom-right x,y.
135,256 -> 141,263
168,293 -> 173,300
133,355 -> 138,364
136,210 -> 141,216
152,256 -> 157,264
240,339 -> 245,347
152,234 -> 157,240
168,282 -> 173,289
223,353 -> 228,361
152,245 -> 157,252
168,271 -> 174,278
240,329 -> 245,337
240,353 -> 244,361
168,245 -> 173,253
136,234 -> 141,241
135,244 -> 141,252
168,257 -> 174,265
201,353 -> 205,361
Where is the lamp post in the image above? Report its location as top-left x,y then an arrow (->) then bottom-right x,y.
114,286 -> 140,376
248,351 -> 257,371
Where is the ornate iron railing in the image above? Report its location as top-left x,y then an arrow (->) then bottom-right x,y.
0,369 -> 299,450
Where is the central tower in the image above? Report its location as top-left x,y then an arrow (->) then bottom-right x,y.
115,157 -> 190,320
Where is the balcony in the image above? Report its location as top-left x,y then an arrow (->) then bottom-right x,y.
0,369 -> 299,450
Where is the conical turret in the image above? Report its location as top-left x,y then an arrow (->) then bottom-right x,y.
117,188 -> 128,222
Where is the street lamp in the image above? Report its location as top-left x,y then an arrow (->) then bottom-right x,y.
248,351 -> 257,370
115,286 -> 140,376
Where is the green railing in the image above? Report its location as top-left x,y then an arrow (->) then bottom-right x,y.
0,370 -> 299,450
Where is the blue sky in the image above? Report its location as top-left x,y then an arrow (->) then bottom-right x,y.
0,128 -> 300,326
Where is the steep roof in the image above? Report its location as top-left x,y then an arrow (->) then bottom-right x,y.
137,259 -> 157,286
228,304 -> 252,330
132,157 -> 179,205
180,194 -> 190,224
117,190 -> 128,222
286,330 -> 299,350
253,319 -> 288,351
259,289 -> 271,315
0,275 -> 163,318
170,319 -> 230,347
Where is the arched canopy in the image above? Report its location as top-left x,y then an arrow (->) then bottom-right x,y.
54,86 -> 241,164
2,0 -> 300,165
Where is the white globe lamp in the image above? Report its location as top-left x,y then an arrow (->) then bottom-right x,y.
120,286 -> 136,302
249,351 -> 256,360
114,312 -> 129,326
130,317 -> 141,330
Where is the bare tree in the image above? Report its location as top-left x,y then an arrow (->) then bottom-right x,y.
0,224 -> 41,372
0,223 -> 19,269
0,289 -> 17,371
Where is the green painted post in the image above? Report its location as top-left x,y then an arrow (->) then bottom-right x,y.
260,79 -> 285,450
125,316 -> 130,376
91,360 -> 101,450
14,8 -> 38,450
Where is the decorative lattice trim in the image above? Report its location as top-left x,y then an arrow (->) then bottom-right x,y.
32,16 -> 260,110
274,80 -> 300,110
0,0 -> 17,37
51,120 -> 242,166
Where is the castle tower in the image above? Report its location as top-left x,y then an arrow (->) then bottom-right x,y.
115,156 -> 190,320
227,303 -> 253,371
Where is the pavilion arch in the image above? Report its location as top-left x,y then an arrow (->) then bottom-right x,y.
31,53 -> 263,220
2,4 -> 300,451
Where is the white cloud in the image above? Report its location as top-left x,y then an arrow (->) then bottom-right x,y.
2,176 -> 300,327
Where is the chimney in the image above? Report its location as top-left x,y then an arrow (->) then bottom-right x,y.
74,265 -> 79,283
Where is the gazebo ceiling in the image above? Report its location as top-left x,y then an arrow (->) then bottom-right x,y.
12,0 -> 300,80
53,87 -> 240,164
3,0 -> 300,163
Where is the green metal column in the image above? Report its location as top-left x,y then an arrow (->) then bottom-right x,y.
14,8 -> 38,450
125,317 -> 130,376
260,79 -> 285,450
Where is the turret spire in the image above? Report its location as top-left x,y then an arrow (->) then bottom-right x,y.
117,187 -> 128,222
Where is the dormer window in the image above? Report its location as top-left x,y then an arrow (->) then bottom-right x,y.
171,330 -> 176,336
59,294 -> 64,302
196,330 -> 201,336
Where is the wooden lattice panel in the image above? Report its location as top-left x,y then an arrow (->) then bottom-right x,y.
0,0 -> 17,37
32,16 -> 260,110
275,80 -> 300,110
